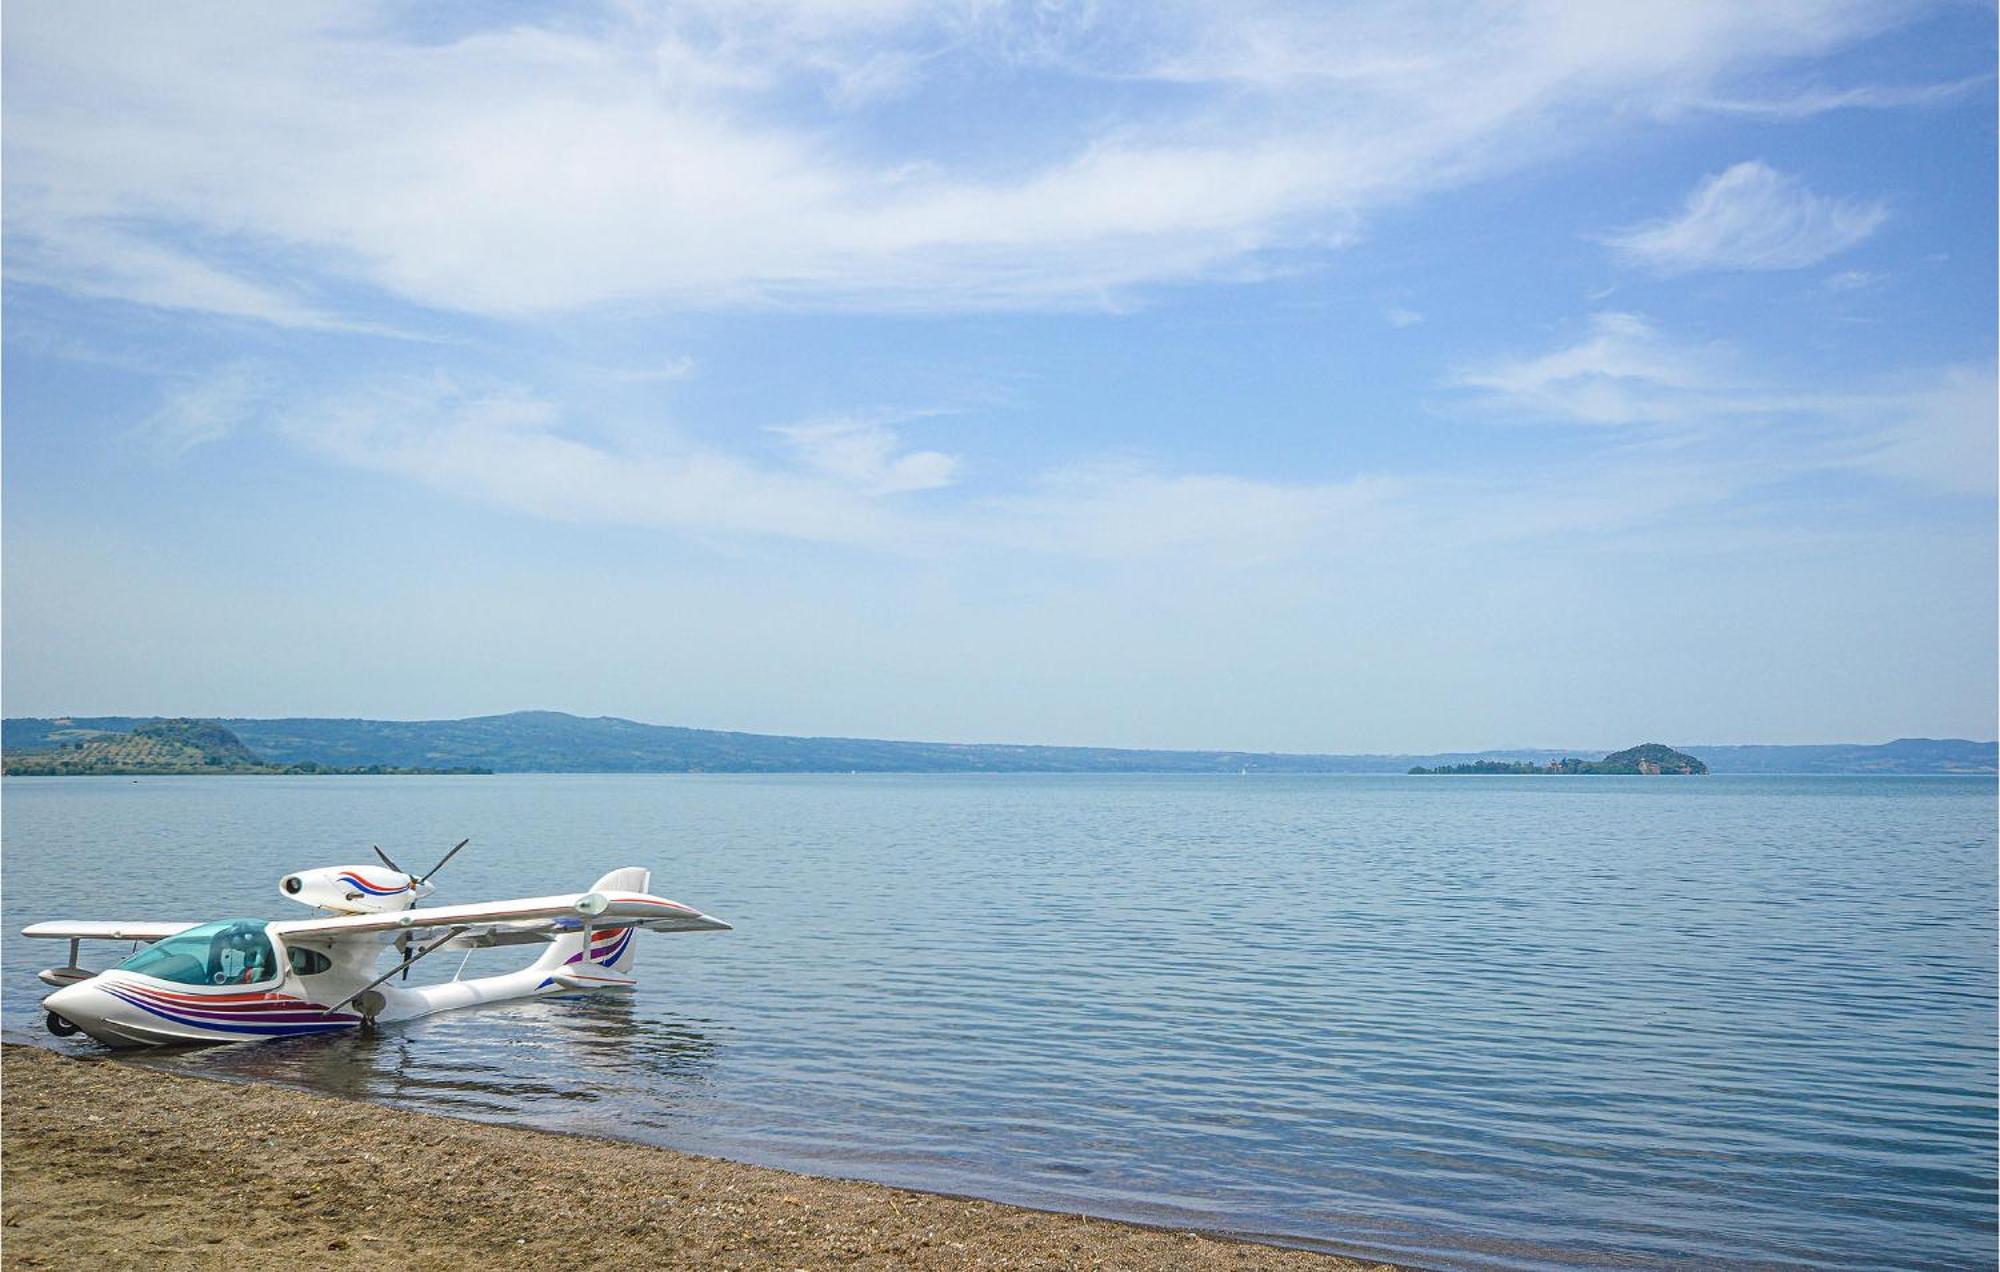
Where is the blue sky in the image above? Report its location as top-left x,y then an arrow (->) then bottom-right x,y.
3,1 -> 1994,751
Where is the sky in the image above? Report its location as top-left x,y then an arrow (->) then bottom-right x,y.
2,1 -> 1994,753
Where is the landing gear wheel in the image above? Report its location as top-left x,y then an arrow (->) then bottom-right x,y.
45,1011 -> 79,1037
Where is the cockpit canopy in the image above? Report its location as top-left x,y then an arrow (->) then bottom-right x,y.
116,919 -> 278,986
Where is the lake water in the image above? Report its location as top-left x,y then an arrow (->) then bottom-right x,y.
3,774 -> 1994,1269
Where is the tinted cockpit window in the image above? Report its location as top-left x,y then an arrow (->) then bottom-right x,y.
288,946 -> 333,976
117,920 -> 277,986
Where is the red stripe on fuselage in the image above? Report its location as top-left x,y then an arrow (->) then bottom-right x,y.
112,983 -> 300,1005
116,985 -> 314,1013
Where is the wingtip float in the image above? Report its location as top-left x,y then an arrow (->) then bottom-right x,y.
24,842 -> 730,1048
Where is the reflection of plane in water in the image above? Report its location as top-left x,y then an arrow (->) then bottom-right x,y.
154,992 -> 721,1115
23,841 -> 729,1048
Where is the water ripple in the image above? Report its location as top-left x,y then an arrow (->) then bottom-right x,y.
3,773 -> 1993,1270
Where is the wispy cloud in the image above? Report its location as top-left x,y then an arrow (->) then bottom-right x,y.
774,414 -> 960,495
2,3 -> 1921,324
607,356 -> 698,384
234,344 -> 1991,577
1694,73 -> 1991,119
1841,366 -> 1998,498
1603,161 -> 1887,274
8,224 -> 363,332
975,462 -> 1402,562
1458,312 -> 1996,497
273,374 -> 1386,559
284,378 -> 914,547
136,363 -> 270,455
1455,312 -> 1719,425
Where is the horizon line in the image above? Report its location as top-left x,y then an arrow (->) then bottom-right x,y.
6,709 -> 1993,757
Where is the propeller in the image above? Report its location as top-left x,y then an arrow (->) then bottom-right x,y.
400,838 -> 469,981
417,838 -> 470,887
372,844 -> 404,873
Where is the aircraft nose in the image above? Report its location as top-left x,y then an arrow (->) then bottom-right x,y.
43,980 -> 112,1033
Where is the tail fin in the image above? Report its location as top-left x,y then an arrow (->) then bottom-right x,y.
532,867 -> 650,976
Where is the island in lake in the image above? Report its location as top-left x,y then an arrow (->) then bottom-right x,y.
1410,743 -> 1708,775
1,719 -> 490,776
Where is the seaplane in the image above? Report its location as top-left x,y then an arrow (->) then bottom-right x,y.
21,840 -> 730,1048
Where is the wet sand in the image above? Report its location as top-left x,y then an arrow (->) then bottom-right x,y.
1,1044 -> 1400,1270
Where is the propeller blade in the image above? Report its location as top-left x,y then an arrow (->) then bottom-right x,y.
372,844 -> 404,873
396,931 -> 411,981
417,838 -> 470,886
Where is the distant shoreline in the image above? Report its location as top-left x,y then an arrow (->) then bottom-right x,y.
4,713 -> 1992,775
1410,743 -> 1706,776
0,765 -> 492,777
2,756 -> 1990,777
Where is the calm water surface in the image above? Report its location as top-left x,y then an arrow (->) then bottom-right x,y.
3,774 -> 1993,1270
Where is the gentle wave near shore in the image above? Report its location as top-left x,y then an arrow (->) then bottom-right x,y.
0,1044 -> 1402,1271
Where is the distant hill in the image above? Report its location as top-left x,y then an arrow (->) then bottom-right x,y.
3,718 -> 263,775
2,718 -> 490,776
3,712 -> 1992,775
1680,738 -> 1997,775
1412,743 -> 1708,775
136,718 -> 264,765
1592,743 -> 1707,774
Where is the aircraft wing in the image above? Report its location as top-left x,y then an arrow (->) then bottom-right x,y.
21,920 -> 199,943
271,890 -> 730,946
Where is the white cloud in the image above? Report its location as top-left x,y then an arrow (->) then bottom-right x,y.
774,415 -> 959,494
975,462 -> 1402,561
1841,366 -> 1998,497
138,364 -> 269,455
9,223 -> 357,332
608,356 -> 698,384
166,327 -> 1990,582
1458,313 -> 1995,498
1603,161 -> 1887,274
1385,306 -> 1424,328
1693,73 -> 1990,119
2,2 -> 1919,323
1455,312 -> 1719,425
284,378 -> 912,546
274,373 -> 1394,559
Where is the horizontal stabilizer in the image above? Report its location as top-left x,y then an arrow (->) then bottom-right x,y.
550,968 -> 638,992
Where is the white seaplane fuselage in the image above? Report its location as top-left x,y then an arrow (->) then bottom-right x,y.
27,863 -> 728,1049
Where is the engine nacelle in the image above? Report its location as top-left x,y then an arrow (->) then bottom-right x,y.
279,865 -> 430,914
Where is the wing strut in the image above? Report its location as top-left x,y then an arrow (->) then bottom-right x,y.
325,925 -> 470,1017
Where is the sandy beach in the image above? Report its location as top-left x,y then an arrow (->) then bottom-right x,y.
1,1044 -> 1398,1270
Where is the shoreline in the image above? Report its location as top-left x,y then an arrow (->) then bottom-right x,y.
1,1044 -> 1402,1270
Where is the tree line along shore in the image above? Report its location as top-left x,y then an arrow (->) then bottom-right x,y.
1408,743 -> 1708,775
